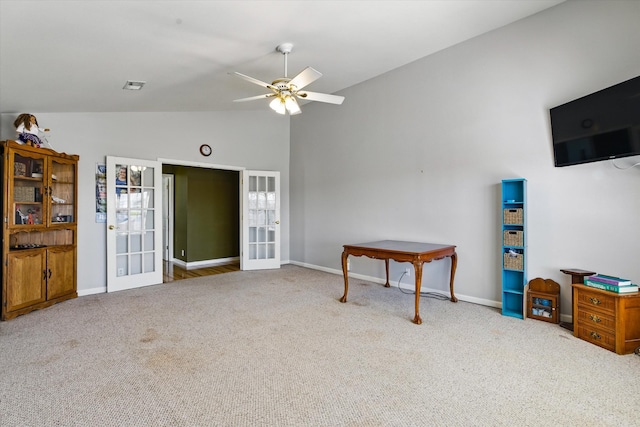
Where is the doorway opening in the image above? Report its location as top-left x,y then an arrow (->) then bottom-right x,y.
160,159 -> 243,283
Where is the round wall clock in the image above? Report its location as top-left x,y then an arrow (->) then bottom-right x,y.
199,144 -> 212,156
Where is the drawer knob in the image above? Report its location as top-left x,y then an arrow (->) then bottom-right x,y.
589,314 -> 601,323
589,297 -> 601,305
590,331 -> 601,340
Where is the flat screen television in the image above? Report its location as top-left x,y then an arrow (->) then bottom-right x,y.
549,75 -> 640,167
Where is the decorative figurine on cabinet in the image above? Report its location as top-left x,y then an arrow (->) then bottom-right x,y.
13,113 -> 50,148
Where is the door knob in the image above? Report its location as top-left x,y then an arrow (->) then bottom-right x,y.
109,225 -> 115,230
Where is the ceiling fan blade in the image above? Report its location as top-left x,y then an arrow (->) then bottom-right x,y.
297,91 -> 345,105
288,67 -> 322,90
233,94 -> 275,103
232,72 -> 275,90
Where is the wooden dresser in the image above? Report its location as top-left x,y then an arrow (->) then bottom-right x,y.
572,284 -> 640,355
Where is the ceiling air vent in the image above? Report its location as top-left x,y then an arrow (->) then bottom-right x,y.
123,80 -> 146,90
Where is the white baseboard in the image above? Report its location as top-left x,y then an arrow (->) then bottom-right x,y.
288,261 -> 573,318
78,259 -> 571,323
292,260 -> 575,323
78,286 -> 106,296
289,260 -> 501,308
173,256 -> 240,270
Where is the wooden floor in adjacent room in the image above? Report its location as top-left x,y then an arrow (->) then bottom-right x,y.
163,261 -> 240,283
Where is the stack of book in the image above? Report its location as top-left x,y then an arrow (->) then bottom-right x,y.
584,274 -> 639,294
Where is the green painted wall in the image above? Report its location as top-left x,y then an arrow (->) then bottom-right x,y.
163,165 -> 239,263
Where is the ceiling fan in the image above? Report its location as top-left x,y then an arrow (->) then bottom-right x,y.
232,43 -> 345,115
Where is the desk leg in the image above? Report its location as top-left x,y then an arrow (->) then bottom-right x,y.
413,261 -> 423,325
340,251 -> 349,303
384,259 -> 390,287
449,252 -> 458,303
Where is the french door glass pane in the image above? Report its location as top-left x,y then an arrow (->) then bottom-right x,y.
116,255 -> 128,276
141,166 -> 154,186
131,234 -> 142,252
131,254 -> 142,275
144,231 -> 154,250
144,252 -> 155,273
116,233 -> 128,254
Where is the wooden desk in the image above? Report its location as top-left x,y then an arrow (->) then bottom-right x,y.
340,240 -> 458,324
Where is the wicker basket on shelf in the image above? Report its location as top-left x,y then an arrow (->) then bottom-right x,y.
504,252 -> 524,270
503,208 -> 523,225
503,230 -> 524,246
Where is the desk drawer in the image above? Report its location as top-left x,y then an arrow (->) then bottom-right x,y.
575,308 -> 615,332
576,289 -> 616,314
575,324 -> 616,352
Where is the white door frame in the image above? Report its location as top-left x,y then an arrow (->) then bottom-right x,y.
157,159 -> 282,272
162,174 -> 174,262
157,158 -> 245,267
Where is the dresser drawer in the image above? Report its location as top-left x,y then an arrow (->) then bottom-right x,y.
575,324 -> 616,352
576,289 -> 616,314
575,308 -> 616,332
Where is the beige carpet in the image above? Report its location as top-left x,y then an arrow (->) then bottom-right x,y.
0,265 -> 638,426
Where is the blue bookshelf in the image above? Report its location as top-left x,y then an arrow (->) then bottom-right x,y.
501,179 -> 527,319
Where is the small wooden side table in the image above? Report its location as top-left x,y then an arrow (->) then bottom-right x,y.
560,268 -> 596,331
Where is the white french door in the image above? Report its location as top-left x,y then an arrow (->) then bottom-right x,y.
241,170 -> 280,270
106,156 -> 163,292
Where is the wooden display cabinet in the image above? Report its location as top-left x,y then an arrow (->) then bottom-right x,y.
526,277 -> 560,323
1,140 -> 79,320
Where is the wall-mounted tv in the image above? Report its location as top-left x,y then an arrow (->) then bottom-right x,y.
550,75 -> 640,167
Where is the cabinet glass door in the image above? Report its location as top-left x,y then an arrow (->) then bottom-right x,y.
10,150 -> 45,227
49,157 -> 76,225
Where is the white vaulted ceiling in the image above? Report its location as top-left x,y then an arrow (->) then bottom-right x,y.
0,0 -> 564,114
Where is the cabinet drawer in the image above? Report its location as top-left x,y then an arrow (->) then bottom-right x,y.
575,308 -> 615,332
575,324 -> 616,352
576,289 -> 616,314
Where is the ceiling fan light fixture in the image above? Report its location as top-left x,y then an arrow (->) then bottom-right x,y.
232,42 -> 343,115
269,97 -> 286,115
284,96 -> 301,115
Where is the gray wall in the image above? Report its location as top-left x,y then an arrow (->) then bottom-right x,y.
1,111 -> 291,294
1,1 -> 638,321
289,0 -> 640,319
